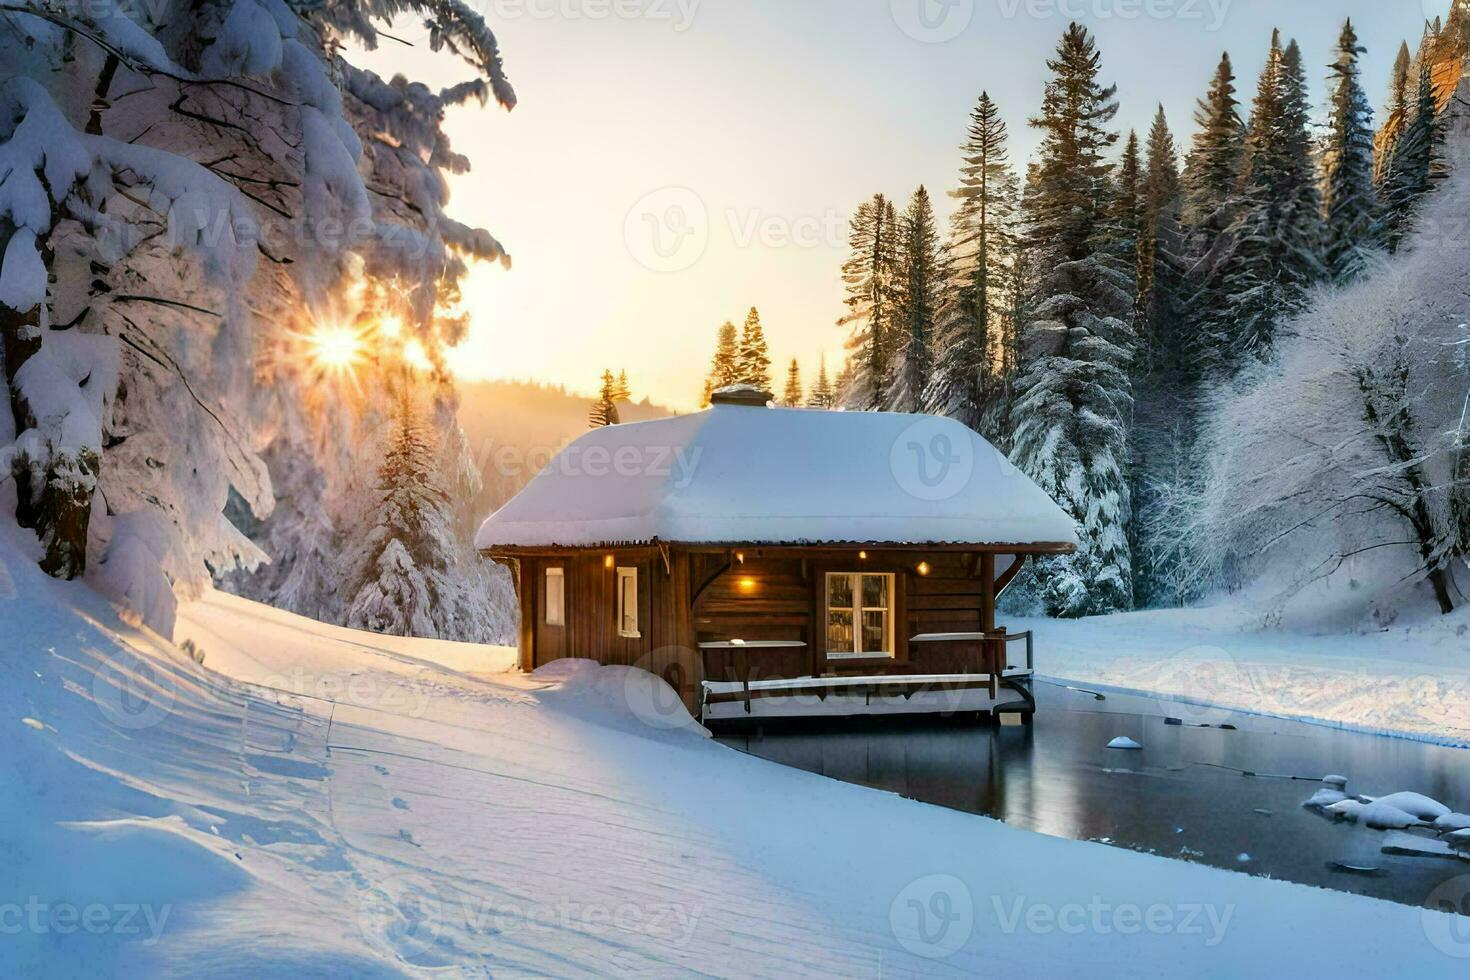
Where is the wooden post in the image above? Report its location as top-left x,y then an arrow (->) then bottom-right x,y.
980,553 -> 997,698
516,557 -> 536,673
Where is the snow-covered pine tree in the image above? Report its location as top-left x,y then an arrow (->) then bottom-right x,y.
782,358 -> 802,407
889,186 -> 942,413
0,0 -> 520,639
738,307 -> 772,391
588,370 -> 620,427
612,370 -> 632,402
707,320 -> 741,393
928,91 -> 1020,444
839,194 -> 899,410
807,354 -> 836,408
1375,42 -> 1414,189
344,384 -> 460,637
1380,51 -> 1444,252
699,377 -> 714,409
1010,22 -> 1136,617
1320,19 -> 1379,283
1182,52 -> 1245,238
1130,107 -> 1195,607
1205,31 -> 1324,373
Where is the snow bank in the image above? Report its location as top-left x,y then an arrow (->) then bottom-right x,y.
6,531 -> 1470,976
1018,603 -> 1470,746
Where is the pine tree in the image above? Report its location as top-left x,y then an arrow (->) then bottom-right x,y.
1205,31 -> 1324,372
929,91 -> 1020,441
612,369 -> 632,402
839,194 -> 901,409
699,377 -> 714,409
707,320 -> 741,393
1375,42 -> 1414,188
1131,108 -> 1193,607
890,186 -> 942,412
1321,19 -> 1379,283
1011,23 -> 1136,616
345,388 -> 459,638
738,307 -> 772,391
1380,48 -> 1443,252
782,358 -> 803,407
588,370 -> 621,427
807,355 -> 837,408
1182,52 -> 1245,237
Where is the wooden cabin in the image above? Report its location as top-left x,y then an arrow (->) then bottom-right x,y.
477,386 -> 1078,726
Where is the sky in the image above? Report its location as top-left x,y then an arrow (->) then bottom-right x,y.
349,0 -> 1448,411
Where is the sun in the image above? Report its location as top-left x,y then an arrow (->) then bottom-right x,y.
302,323 -> 370,378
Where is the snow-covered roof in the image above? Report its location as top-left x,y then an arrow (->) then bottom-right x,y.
474,403 -> 1079,551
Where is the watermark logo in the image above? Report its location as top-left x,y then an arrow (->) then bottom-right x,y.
92,652 -> 175,731
993,0 -> 1231,30
1136,644 -> 1248,728
624,187 -> 709,273
0,898 -> 171,945
624,649 -> 698,731
891,0 -> 974,43
890,874 -> 974,959
992,895 -> 1234,945
1423,875 -> 1470,959
890,417 -> 974,501
357,874 -> 445,962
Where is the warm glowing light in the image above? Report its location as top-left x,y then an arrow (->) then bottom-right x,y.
604,555 -> 615,569
737,577 -> 757,593
917,562 -> 931,576
403,339 -> 434,372
378,314 -> 404,339
735,552 -> 745,564
859,551 -> 868,560
304,323 -> 368,377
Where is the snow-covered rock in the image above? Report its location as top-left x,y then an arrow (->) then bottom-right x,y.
1304,775 -> 1350,809
1325,799 -> 1426,830
1106,736 -> 1142,750
1432,812 -> 1470,832
1366,792 -> 1451,821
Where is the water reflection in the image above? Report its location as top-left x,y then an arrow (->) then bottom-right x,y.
718,686 -> 1470,909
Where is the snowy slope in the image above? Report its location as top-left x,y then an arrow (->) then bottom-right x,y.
4,532 -> 1469,976
1019,603 -> 1470,746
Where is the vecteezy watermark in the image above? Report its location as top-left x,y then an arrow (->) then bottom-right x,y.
890,874 -> 975,959
993,0 -> 1231,29
356,874 -> 703,960
0,899 -> 172,946
991,895 -> 1235,945
624,649 -> 698,730
890,417 -> 975,502
487,0 -> 700,28
1423,875 -> 1470,959
93,652 -> 177,731
475,438 -> 705,488
624,187 -> 710,273
890,0 -> 975,43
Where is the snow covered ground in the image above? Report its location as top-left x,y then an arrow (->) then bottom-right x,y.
1018,603 -> 1470,746
5,532 -> 1470,976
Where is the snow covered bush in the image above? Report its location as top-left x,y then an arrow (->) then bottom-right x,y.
0,0 -> 518,640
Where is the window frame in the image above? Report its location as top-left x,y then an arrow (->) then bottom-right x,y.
616,565 -> 641,639
544,566 -> 565,627
824,571 -> 895,660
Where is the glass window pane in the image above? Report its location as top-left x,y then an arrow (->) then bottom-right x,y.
827,611 -> 855,653
617,568 -> 638,635
862,574 -> 888,610
827,573 -> 853,609
545,568 -> 565,626
862,610 -> 888,654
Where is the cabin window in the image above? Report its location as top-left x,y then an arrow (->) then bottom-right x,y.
544,567 -> 565,626
826,572 -> 894,659
616,566 -> 640,638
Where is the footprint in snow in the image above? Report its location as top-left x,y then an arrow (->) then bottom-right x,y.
374,765 -> 390,776
392,797 -> 410,811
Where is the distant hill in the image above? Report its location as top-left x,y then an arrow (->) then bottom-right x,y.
456,379 -> 679,518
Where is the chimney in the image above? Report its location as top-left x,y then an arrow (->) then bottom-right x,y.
709,384 -> 773,408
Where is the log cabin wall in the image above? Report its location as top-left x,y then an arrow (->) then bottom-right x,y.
514,550 -> 702,714
690,549 -> 1002,682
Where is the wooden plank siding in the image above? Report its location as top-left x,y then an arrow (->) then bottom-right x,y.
493,545 -> 1033,717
